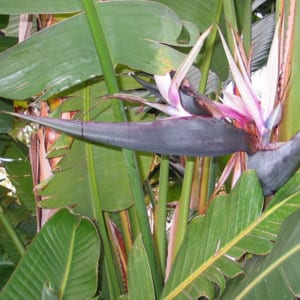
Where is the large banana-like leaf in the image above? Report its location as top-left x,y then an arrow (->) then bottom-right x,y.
157,0 -> 219,30
127,234 -> 155,299
38,138 -> 136,214
0,1 -> 189,100
0,209 -> 100,300
220,208 -> 300,300
0,0 -> 82,14
161,171 -> 300,299
157,0 -> 229,80
155,0 -> 275,80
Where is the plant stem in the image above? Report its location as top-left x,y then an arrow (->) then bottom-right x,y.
128,206 -> 140,239
145,179 -> 156,209
242,0 -> 252,56
0,207 -> 25,257
172,0 -> 223,261
154,155 -> 169,277
198,0 -> 223,213
198,157 -> 211,214
82,0 -> 162,296
83,85 -> 121,299
223,0 -> 238,51
198,1 -> 223,92
172,157 -> 195,259
119,210 -> 132,255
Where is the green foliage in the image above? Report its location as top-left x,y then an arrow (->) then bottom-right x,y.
127,235 -> 155,299
162,171 -> 300,299
0,1 -> 190,100
221,209 -> 300,299
0,135 -> 35,211
162,171 -> 264,299
0,15 -> 18,52
0,184 -> 35,268
32,82 -> 154,214
0,0 -> 298,299
0,209 -> 100,299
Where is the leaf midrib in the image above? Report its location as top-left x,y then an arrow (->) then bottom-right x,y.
164,190 -> 300,299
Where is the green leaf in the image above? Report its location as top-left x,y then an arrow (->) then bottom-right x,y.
221,208 -> 300,300
157,0 -> 229,80
0,14 -> 9,29
0,36 -> 18,52
162,171 -> 265,299
39,138 -> 135,213
0,186 -> 27,264
0,190 -> 35,265
0,252 -> 15,288
0,209 -> 100,300
0,99 -> 13,133
0,1 -> 187,100
0,135 -> 35,211
157,0 -> 220,30
0,0 -> 82,14
162,170 -> 300,299
253,172 -> 300,242
127,235 -> 155,300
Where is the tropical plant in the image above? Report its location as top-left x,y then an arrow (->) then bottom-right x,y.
0,0 -> 300,299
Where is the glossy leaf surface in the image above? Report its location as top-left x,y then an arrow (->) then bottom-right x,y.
127,235 -> 155,299
0,0 -> 82,13
0,209 -> 100,300
221,208 -> 300,300
162,171 -> 264,299
162,170 -> 300,299
0,1 -> 187,100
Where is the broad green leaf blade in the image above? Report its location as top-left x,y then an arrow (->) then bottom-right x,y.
157,0 -> 229,80
157,0 -> 219,30
39,139 -> 135,213
162,170 -> 300,299
0,99 -> 13,133
0,37 -> 17,52
0,14 -> 9,28
127,235 -> 155,300
221,209 -> 300,300
173,275 -> 214,300
162,171 -> 265,300
0,252 -> 15,289
0,1 -> 186,100
0,0 -> 82,14
253,172 -> 300,241
0,209 -> 100,300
